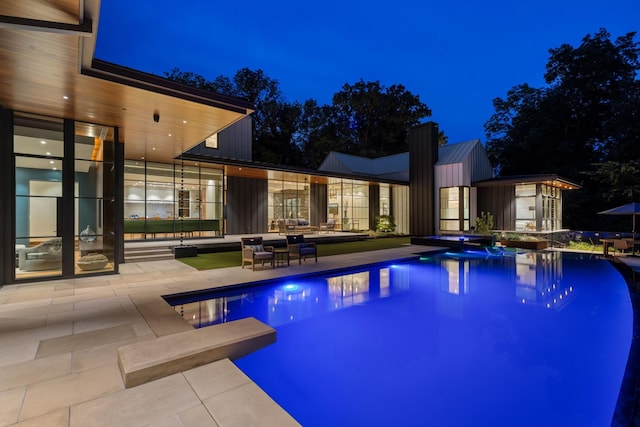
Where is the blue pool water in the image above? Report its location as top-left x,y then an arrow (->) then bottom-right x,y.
169,251 -> 632,426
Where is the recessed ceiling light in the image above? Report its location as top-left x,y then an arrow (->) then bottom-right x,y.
182,120 -> 187,124
49,160 -> 54,164
152,147 -> 156,150
141,156 -> 145,160
63,95 -> 69,100
46,152 -> 51,155
40,140 -> 46,144
168,133 -> 172,137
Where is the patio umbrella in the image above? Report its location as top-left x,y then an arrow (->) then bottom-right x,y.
598,202 -> 640,255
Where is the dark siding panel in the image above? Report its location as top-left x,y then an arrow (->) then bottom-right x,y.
310,183 -> 327,225
477,186 -> 515,231
226,176 -> 267,234
218,116 -> 252,161
369,184 -> 380,230
409,122 -> 439,235
184,117 -> 253,162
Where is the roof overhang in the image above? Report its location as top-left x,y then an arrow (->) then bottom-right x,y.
0,0 -> 253,164
473,174 -> 581,190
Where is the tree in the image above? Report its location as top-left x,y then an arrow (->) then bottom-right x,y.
331,79 -> 432,158
165,67 -> 303,165
484,29 -> 640,229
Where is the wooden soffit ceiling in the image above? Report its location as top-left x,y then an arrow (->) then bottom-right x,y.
0,0 -> 253,164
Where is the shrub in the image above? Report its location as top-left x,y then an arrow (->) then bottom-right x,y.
475,212 -> 494,235
376,215 -> 396,233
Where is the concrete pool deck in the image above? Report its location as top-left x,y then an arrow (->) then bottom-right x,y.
0,244 -> 429,426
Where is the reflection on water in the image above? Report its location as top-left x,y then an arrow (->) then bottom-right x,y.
167,250 -> 631,426
172,251 -> 582,329
437,251 -> 575,309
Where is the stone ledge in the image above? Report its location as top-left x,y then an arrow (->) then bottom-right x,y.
118,317 -> 276,388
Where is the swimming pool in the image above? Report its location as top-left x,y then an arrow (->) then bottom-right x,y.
168,251 -> 632,426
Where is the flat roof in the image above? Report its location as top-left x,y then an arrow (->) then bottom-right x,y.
473,174 -> 581,190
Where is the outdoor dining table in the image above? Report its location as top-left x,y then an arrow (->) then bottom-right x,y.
600,238 -> 616,257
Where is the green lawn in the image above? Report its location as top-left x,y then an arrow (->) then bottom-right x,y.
177,236 -> 412,270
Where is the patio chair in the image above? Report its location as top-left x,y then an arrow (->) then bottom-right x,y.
286,234 -> 317,265
612,238 -> 634,257
319,219 -> 335,234
241,237 -> 275,270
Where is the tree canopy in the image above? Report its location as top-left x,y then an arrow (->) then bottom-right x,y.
484,29 -> 640,229
165,69 -> 435,168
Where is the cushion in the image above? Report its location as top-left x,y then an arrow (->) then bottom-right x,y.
300,246 -> 315,254
77,254 -> 108,271
297,243 -> 308,248
246,244 -> 265,253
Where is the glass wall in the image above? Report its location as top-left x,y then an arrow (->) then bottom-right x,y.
541,184 -> 561,231
14,114 -> 64,279
74,121 -> 115,275
440,186 -> 469,231
14,113 -> 115,279
123,161 -> 224,239
327,178 -> 369,231
267,173 -> 310,232
515,184 -> 537,231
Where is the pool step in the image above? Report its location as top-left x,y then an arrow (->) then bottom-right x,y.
117,317 -> 276,388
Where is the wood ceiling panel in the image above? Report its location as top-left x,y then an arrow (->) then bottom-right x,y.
0,0 -> 252,165
0,0 -> 79,24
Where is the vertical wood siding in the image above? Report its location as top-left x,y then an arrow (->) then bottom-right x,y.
477,186 -> 515,231
409,123 -> 438,236
310,183 -> 327,225
226,175 -> 267,234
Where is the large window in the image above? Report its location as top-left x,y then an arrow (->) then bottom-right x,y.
440,187 -> 469,231
541,184 -> 561,231
74,121 -> 115,275
267,172 -> 310,231
124,161 -> 224,239
515,184 -> 537,231
327,178 -> 369,231
14,113 -> 116,279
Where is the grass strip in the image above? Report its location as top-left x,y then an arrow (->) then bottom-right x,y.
178,236 -> 412,270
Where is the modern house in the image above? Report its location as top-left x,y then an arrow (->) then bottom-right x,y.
0,1 -> 580,286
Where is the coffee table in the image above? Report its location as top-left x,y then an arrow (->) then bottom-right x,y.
273,248 -> 290,267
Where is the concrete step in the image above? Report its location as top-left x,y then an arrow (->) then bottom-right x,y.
117,317 -> 276,388
124,247 -> 174,263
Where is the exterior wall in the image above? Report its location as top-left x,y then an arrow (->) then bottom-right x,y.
310,183 -> 327,225
226,176 -> 268,234
477,186 -> 516,231
218,116 -> 252,161
468,142 -> 494,183
409,122 -> 439,236
434,141 -> 494,234
185,116 -> 253,161
368,184 -> 380,230
434,162 -> 464,233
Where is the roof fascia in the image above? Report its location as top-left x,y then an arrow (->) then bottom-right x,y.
0,14 -> 92,36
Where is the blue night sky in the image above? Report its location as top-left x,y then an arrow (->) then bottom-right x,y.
95,0 -> 638,145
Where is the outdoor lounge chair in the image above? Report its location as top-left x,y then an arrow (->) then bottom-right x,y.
612,238 -> 634,257
241,237 -> 275,270
286,234 -> 317,264
319,219 -> 335,234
